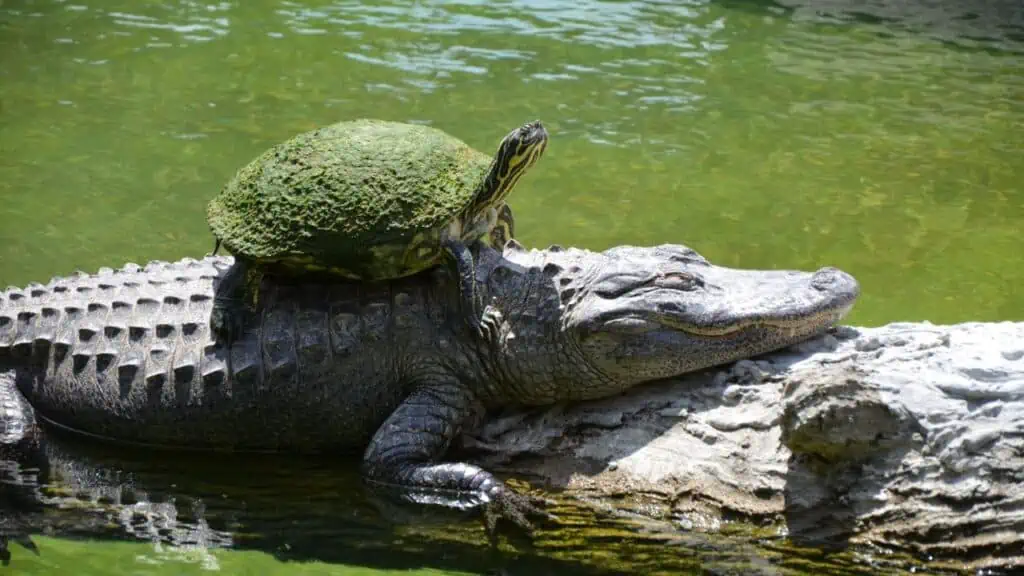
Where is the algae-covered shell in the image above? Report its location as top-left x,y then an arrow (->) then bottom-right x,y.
207,118 -> 546,280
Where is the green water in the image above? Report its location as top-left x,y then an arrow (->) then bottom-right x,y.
2,0 -> 1022,325
1,0 -> 1022,574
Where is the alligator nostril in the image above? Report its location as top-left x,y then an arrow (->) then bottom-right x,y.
811,267 -> 840,291
811,267 -> 858,293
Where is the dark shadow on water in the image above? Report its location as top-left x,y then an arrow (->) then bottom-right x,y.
711,0 -> 1023,54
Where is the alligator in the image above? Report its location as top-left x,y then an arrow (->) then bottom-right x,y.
0,239 -> 859,556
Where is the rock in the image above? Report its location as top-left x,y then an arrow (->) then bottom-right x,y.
462,321 -> 1024,572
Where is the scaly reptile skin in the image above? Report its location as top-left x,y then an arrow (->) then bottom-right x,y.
0,240 -> 859,542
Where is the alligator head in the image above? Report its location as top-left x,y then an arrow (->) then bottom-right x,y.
476,241 -> 860,406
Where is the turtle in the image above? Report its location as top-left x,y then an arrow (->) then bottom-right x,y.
206,118 -> 548,342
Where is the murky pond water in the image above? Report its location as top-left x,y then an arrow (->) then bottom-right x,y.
1,0 -> 1021,574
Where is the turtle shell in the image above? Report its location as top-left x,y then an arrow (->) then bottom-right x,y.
206,119 -> 495,280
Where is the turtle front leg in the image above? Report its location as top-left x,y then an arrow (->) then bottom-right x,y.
361,377 -> 554,545
210,260 -> 261,344
441,238 -> 485,337
490,203 -> 516,248
463,203 -> 514,249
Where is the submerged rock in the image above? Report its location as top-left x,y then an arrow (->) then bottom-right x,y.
463,321 -> 1024,572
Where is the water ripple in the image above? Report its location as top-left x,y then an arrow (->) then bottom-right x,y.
311,0 -> 723,50
101,1 -> 232,44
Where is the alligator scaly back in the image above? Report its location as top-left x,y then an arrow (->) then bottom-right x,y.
0,258 -> 233,439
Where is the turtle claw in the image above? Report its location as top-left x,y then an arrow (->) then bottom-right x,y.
206,239 -> 223,259
482,485 -> 558,547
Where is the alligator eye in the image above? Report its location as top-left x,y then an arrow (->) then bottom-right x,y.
658,272 -> 702,291
593,274 -> 647,299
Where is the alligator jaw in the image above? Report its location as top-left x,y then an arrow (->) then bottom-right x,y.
656,298 -> 857,337
574,264 -> 858,331
607,302 -> 856,338
558,254 -> 861,394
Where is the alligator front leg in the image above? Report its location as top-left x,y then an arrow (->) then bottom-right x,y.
361,377 -> 553,544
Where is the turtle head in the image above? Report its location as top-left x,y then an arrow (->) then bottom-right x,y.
472,120 -> 548,211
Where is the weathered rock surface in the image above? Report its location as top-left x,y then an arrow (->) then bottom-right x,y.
463,321 -> 1024,571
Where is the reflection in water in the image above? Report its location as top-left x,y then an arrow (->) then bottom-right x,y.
2,429 -> 939,575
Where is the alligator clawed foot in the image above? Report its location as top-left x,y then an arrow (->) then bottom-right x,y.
482,485 -> 558,548
474,322 -> 491,344
0,533 -> 40,566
